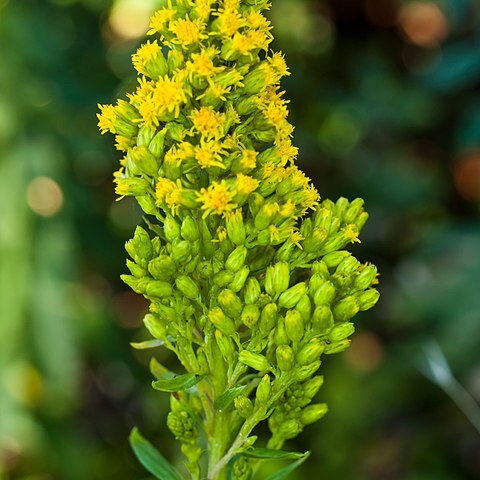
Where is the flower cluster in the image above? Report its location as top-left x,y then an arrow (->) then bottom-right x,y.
99,1 -> 379,478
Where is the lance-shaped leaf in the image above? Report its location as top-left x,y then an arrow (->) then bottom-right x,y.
152,372 -> 203,392
214,386 -> 246,412
240,448 -> 308,460
264,451 -> 311,480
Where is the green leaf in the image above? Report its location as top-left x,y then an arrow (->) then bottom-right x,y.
150,358 -> 174,380
129,427 -> 184,480
152,373 -> 203,392
131,339 -> 165,350
240,448 -> 307,460
214,386 -> 246,412
264,451 -> 311,480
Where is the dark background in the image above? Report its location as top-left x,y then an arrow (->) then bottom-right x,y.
1,0 -> 480,478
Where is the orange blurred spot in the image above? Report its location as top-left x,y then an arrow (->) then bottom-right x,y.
454,152 -> 480,201
398,2 -> 449,48
344,331 -> 384,373
26,176 -> 64,217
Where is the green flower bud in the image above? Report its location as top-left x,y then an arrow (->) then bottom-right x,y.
328,322 -> 355,342
126,226 -> 153,264
165,122 -> 186,142
154,304 -> 176,323
254,203 -> 279,230
229,266 -> 250,292
273,317 -> 289,346
278,282 -> 307,309
239,350 -> 271,372
324,340 -> 351,355
213,270 -> 235,287
128,145 -> 158,177
232,457 -> 253,480
302,227 -> 328,253
276,419 -> 303,440
259,303 -> 278,333
145,280 -> 173,298
295,294 -> 312,322
136,195 -> 157,215
256,374 -> 271,405
126,259 -> 147,278
333,296 -> 360,322
226,246 -> 248,272
244,278 -> 261,304
356,211 -> 369,230
294,361 -> 321,382
354,264 -> 377,290
344,198 -> 364,224
121,274 -> 140,293
171,240 -> 192,265
312,281 -> 336,306
176,275 -> 201,301
226,210 -> 246,245
285,310 -> 304,343
137,125 -> 155,147
143,313 -> 167,339
272,262 -> 290,296
148,255 -> 176,280
312,260 -> 330,278
181,216 -> 200,242
303,375 -> 324,399
336,255 -> 361,275
148,128 -> 166,157
209,307 -> 236,336
309,273 -> 326,294
197,260 -> 213,279
241,304 -> 261,328
218,289 -> 243,318
167,410 -> 197,444
334,196 -> 350,220
215,330 -> 235,360
276,345 -> 295,371
297,339 -> 325,366
164,214 -> 181,242
312,305 -> 334,333
300,403 -> 328,425
322,250 -> 351,269
248,192 -> 264,217
356,288 -> 380,311
234,395 -> 254,419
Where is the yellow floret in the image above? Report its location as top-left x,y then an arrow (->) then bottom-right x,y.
195,140 -> 225,169
169,17 -> 204,46
97,104 -> 117,134
148,6 -> 177,35
236,174 -> 259,195
190,107 -> 225,139
132,40 -> 162,76
197,180 -> 237,217
240,149 -> 257,170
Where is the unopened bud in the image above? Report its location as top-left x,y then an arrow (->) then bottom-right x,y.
300,403 -> 328,425
226,246 -> 248,272
213,270 -> 235,288
312,260 -> 329,278
324,340 -> 351,355
241,304 -> 260,328
256,374 -> 271,405
312,305 -> 334,333
181,216 -> 200,242
226,210 -> 246,245
176,275 -> 201,301
229,266 -> 250,292
145,280 -> 173,298
148,255 -> 176,280
209,307 -> 236,336
344,198 -> 364,224
234,395 -> 254,419
354,264 -> 377,290
294,361 -> 321,382
297,339 -> 325,366
164,214 -> 181,242
126,226 -> 153,264
215,330 -> 235,360
322,250 -> 350,269
128,145 -> 158,177
148,128 -> 166,157
312,281 -> 336,306
172,240 -> 192,265
332,296 -> 360,322
273,317 -> 289,345
239,351 -> 271,372
336,255 -> 361,275
285,310 -> 304,343
328,322 -> 355,342
127,259 -> 146,278
302,227 -> 328,253
278,282 -> 307,309
356,288 -> 380,311
303,375 -> 324,399
276,419 -> 302,440
244,278 -> 261,304
218,289 -> 243,318
272,262 -> 290,296
143,313 -> 167,339
259,303 -> 278,333
276,345 -> 295,371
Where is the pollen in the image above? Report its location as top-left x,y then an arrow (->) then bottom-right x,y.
197,180 -> 237,218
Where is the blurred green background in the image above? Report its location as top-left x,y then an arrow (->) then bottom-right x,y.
1,0 -> 480,478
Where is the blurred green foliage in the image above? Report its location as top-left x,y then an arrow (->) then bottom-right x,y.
1,0 -> 480,478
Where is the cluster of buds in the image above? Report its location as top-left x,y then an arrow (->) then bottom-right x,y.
99,0 -> 379,478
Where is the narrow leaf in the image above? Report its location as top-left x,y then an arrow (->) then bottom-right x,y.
129,427 -> 183,480
264,451 -> 311,480
150,358 -> 174,380
131,339 -> 165,350
152,373 -> 203,392
240,448 -> 307,460
214,386 -> 246,412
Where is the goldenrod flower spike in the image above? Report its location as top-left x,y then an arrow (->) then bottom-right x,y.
99,1 -> 379,479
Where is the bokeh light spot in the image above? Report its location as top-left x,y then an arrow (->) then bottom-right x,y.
344,332 -> 384,373
398,2 -> 449,48
108,0 -> 154,40
26,176 -> 64,217
454,151 -> 480,201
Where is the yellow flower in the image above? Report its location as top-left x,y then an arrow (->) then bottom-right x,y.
197,180 -> 237,218
263,102 -> 289,126
343,224 -> 361,244
235,174 -> 259,195
240,149 -> 257,170
280,200 -> 296,217
190,107 -> 225,139
269,52 -> 290,78
156,178 -> 176,203
115,135 -> 134,152
192,0 -> 213,19
148,6 -> 177,36
132,40 -> 162,77
188,48 -> 223,78
214,9 -> 241,37
243,10 -> 271,32
195,140 -> 225,169
169,17 -> 205,46
97,104 -> 117,134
